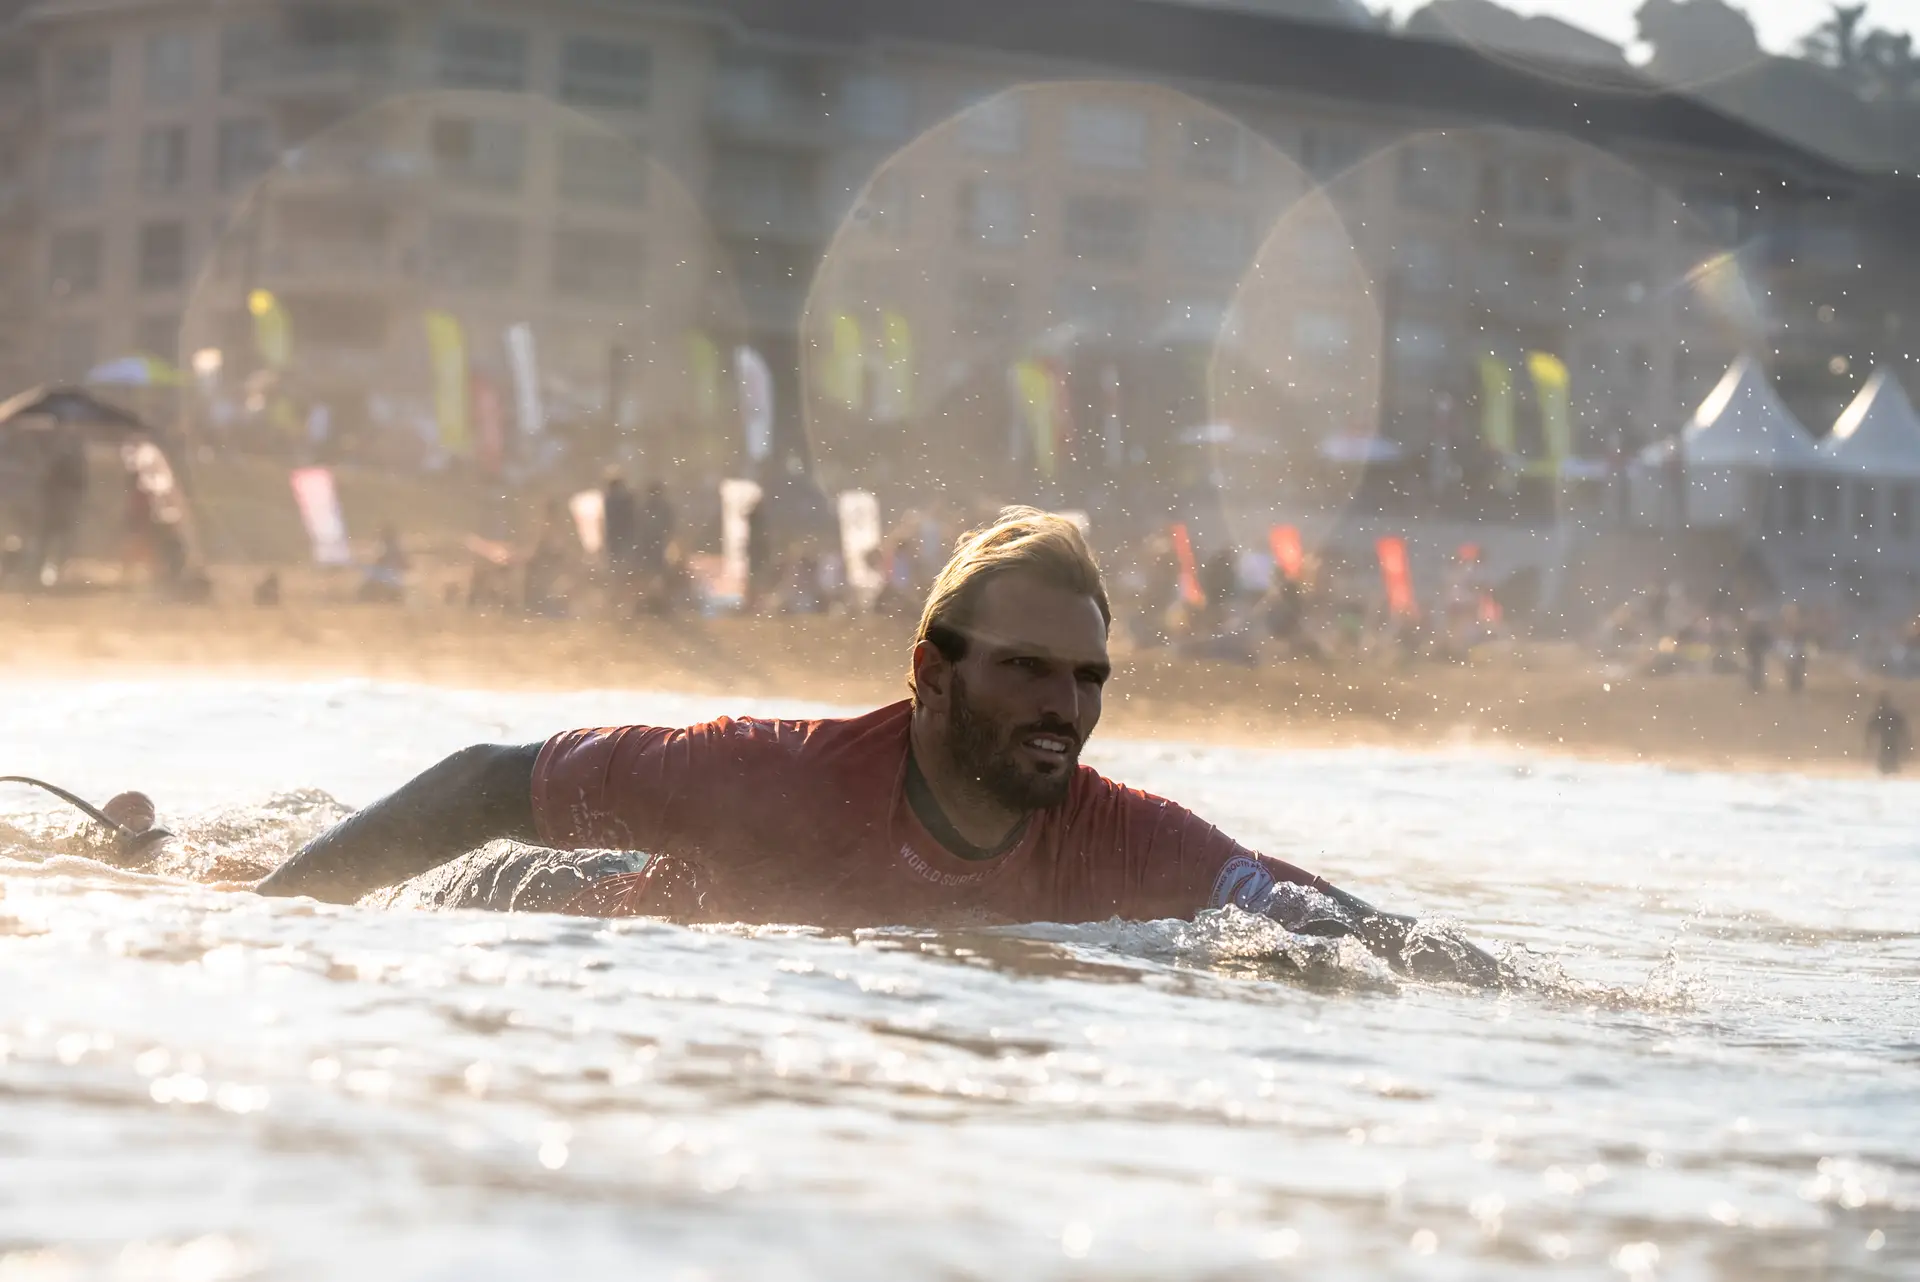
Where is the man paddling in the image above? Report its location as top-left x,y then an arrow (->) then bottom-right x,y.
258,508 -> 1497,981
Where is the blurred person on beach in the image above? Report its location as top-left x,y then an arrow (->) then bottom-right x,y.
602,468 -> 637,586
1867,695 -> 1910,776
255,507 -> 1496,983
31,435 -> 87,589
358,524 -> 409,605
523,498 -> 571,618
1744,614 -> 1772,694
634,481 -> 677,615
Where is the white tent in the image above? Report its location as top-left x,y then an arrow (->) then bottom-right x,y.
1819,369 -> 1920,480
1631,357 -> 1823,528
1681,356 -> 1821,470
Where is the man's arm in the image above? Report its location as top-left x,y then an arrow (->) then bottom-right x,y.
257,743 -> 542,904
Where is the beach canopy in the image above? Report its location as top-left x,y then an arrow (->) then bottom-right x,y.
1677,356 -> 1822,470
1818,369 -> 1920,480
0,385 -> 152,437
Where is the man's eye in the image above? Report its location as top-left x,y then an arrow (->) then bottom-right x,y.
1078,670 -> 1109,687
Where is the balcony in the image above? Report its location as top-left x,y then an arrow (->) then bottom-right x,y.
245,44 -> 402,105
708,82 -> 837,150
256,241 -> 400,292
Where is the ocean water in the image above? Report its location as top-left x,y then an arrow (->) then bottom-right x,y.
0,678 -> 1915,1281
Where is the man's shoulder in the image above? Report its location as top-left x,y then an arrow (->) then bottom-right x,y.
707,701 -> 912,760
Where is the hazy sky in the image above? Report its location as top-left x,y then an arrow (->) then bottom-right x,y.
1379,0 -> 1915,53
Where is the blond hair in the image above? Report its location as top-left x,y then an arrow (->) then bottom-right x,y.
910,507 -> 1110,701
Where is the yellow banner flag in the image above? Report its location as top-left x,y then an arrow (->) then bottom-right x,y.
686,330 -> 721,423
1014,358 -> 1058,479
880,310 -> 914,420
249,289 -> 291,371
1527,351 -> 1572,462
825,312 -> 864,411
423,310 -> 471,456
1477,355 -> 1514,456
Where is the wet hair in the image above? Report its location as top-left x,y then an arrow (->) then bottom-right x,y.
910,506 -> 1110,703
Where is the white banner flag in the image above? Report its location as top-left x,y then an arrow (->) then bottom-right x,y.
506,322 -> 544,437
720,477 -> 764,603
838,490 -> 883,592
736,345 -> 773,463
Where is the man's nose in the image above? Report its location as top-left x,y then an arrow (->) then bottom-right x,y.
1034,670 -> 1080,723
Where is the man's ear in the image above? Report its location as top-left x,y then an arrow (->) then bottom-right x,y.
911,639 -> 951,711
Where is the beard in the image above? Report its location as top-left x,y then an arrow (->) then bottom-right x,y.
945,669 -> 1080,812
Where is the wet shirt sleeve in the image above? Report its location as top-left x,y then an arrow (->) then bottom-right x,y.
1084,781 -> 1330,921
531,719 -> 766,854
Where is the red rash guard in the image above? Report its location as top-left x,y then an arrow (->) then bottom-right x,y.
531,701 -> 1329,926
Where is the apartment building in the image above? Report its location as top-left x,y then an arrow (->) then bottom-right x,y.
0,0 -> 1865,483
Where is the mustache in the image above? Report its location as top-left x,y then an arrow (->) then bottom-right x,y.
1012,718 -> 1081,750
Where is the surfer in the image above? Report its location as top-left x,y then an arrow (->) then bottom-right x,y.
243,508 -> 1497,981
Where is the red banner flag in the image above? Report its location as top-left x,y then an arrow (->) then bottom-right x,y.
1376,536 -> 1417,618
1170,522 -> 1205,607
1269,524 -> 1305,582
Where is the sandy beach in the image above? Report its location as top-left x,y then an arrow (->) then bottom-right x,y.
2,587 -> 1898,776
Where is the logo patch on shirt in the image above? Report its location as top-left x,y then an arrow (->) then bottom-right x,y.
1210,855 -> 1275,911
897,843 -> 993,889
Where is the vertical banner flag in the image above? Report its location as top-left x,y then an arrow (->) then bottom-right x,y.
289,466 -> 350,565
249,289 -> 291,371
569,489 -> 606,559
686,330 -> 721,424
719,478 -> 764,602
472,373 -> 505,476
1269,524 -> 1305,582
838,490 -> 883,593
1013,359 -> 1058,478
826,313 -> 864,411
1527,351 -> 1573,465
735,346 -> 773,463
879,310 -> 914,421
505,322 -> 544,437
1376,536 -> 1417,618
423,310 -> 471,456
1477,355 -> 1514,456
1169,522 -> 1206,607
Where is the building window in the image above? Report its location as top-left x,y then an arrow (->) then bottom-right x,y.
1065,103 -> 1147,170
1398,140 -> 1470,213
219,21 -> 274,93
958,273 -> 1019,335
841,72 -> 910,141
1180,120 -> 1247,184
50,135 -> 106,204
1302,125 -> 1369,179
437,21 -> 527,90
144,31 -> 195,105
1294,310 -> 1353,356
957,92 -> 1023,155
138,221 -> 187,291
1588,166 -> 1655,236
557,132 -> 647,206
1064,193 -> 1146,263
50,318 -> 99,379
429,117 -> 525,192
849,170 -> 909,238
1171,206 -> 1251,278
426,214 -> 521,290
217,118 -> 274,189
135,313 -> 178,360
1505,154 -> 1574,220
552,227 -> 643,299
560,37 -> 650,110
140,126 -> 190,194
1395,235 -> 1453,294
958,180 -> 1025,248
49,227 -> 102,295
53,43 -> 112,113
1054,278 -> 1144,341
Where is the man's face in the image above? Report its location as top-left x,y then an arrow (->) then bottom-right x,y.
926,572 -> 1110,811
